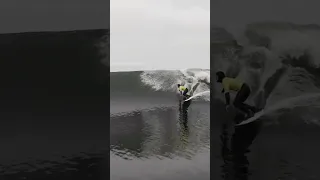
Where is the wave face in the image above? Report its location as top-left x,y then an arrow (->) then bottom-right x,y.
110,69 -> 210,117
0,29 -> 110,179
111,69 -> 210,99
0,29 -> 109,113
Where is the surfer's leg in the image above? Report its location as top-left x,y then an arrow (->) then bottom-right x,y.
234,84 -> 256,114
183,95 -> 191,101
183,100 -> 191,110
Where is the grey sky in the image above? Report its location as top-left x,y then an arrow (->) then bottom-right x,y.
110,0 -> 210,72
212,0 -> 320,34
0,0 -> 109,33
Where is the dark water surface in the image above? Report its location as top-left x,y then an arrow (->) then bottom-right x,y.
110,102 -> 210,180
209,101 -> 320,180
0,29 -> 110,180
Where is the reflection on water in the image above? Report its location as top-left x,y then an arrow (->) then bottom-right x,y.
0,152 -> 109,180
110,101 -> 210,180
178,100 -> 190,145
220,114 -> 262,180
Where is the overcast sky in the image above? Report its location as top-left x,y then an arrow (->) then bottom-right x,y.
211,0 -> 320,35
111,0 -> 320,72
110,0 -> 210,72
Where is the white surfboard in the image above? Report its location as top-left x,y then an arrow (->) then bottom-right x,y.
184,91 -> 210,102
236,109 -> 265,126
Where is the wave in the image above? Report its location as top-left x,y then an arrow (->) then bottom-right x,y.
110,69 -> 210,101
211,21 -> 320,126
140,69 -> 210,101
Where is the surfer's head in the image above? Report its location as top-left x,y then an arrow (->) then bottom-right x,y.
216,71 -> 225,83
177,84 -> 181,87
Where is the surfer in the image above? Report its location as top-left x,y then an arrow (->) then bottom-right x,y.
177,77 -> 194,99
177,82 -> 192,100
177,77 -> 201,99
215,71 -> 258,117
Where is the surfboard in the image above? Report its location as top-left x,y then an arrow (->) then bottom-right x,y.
236,109 -> 265,126
184,91 -> 210,102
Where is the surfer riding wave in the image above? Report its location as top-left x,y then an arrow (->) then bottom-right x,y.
215,71 -> 261,118
177,77 -> 200,101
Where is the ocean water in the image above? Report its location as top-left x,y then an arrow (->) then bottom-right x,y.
111,22 -> 320,180
3,21 -> 320,180
110,70 -> 210,180
112,21 -> 320,180
0,29 -> 110,179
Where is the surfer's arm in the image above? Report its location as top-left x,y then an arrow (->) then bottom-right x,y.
183,88 -> 188,96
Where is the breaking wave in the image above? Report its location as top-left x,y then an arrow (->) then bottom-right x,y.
212,21 -> 320,126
